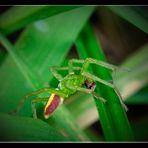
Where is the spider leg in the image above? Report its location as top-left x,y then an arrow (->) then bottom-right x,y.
50,59 -> 85,78
81,58 -> 128,111
69,58 -> 117,87
10,88 -> 66,115
82,58 -> 117,72
76,87 -> 107,103
50,66 -> 81,80
82,72 -> 128,111
64,81 -> 106,103
82,72 -> 114,88
50,66 -> 68,81
68,59 -> 84,74
112,84 -> 128,111
112,70 -> 128,111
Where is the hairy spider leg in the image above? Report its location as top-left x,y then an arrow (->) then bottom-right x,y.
63,73 -> 106,103
68,59 -> 84,74
50,61 -> 105,101
111,67 -> 131,111
67,58 -> 108,102
11,88 -> 66,115
50,59 -> 88,79
81,58 -> 117,88
80,58 -> 127,111
50,66 -> 81,81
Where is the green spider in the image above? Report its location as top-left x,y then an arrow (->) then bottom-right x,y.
13,58 -> 127,119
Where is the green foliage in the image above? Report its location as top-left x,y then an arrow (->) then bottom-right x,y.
0,6 -> 81,35
0,6 -> 147,142
0,6 -> 95,141
116,44 -> 148,102
0,113 -> 68,141
76,22 -> 134,141
108,6 -> 148,33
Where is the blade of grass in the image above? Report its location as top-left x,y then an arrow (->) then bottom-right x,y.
125,85 -> 148,105
0,6 -> 81,35
0,112 -> 69,141
115,44 -> 148,100
0,7 -> 95,141
0,32 -> 42,90
107,6 -> 148,33
66,44 -> 148,128
0,49 -> 6,65
65,92 -> 97,129
75,22 -> 134,141
76,25 -> 116,140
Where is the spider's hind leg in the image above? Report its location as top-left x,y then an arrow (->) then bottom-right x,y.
10,88 -> 65,116
76,87 -> 107,103
66,83 -> 107,103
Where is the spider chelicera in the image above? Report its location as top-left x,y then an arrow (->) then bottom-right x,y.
12,58 -> 127,119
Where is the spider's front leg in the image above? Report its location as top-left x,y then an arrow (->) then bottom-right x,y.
50,65 -> 81,80
81,58 -> 117,88
68,59 -> 84,74
64,81 -> 106,103
81,58 -> 128,111
50,59 -> 85,78
49,66 -> 68,81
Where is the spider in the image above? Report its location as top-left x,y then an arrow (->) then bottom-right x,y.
12,58 -> 126,119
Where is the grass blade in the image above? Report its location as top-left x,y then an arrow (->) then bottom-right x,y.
116,44 -> 148,100
0,112 -> 68,141
0,6 -> 81,35
125,85 -> 148,105
75,22 -> 134,141
108,6 -> 148,33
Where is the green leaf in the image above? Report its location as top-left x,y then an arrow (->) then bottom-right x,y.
0,49 -> 6,65
75,22 -> 134,141
0,6 -> 81,35
116,44 -> 148,100
0,6 -> 95,141
0,112 -> 68,141
108,6 -> 148,33
67,44 -> 148,128
125,85 -> 148,104
65,92 -> 97,129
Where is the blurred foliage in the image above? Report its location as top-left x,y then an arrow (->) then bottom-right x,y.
0,6 -> 148,142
